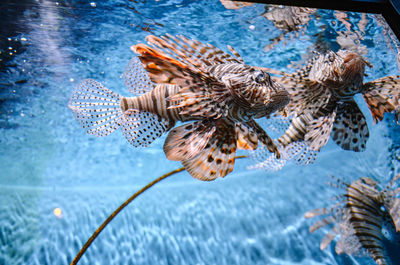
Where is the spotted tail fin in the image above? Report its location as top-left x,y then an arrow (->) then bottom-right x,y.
164,119 -> 237,181
362,75 -> 400,123
331,100 -> 369,152
69,79 -> 170,147
68,79 -> 123,137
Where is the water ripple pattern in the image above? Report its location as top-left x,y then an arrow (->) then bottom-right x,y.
0,1 -> 399,264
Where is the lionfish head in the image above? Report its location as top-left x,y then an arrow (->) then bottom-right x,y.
226,65 -> 290,115
310,50 -> 371,95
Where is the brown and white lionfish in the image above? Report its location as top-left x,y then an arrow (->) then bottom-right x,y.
262,5 -> 316,52
305,176 -> 400,265
68,34 -> 290,181
251,49 -> 400,170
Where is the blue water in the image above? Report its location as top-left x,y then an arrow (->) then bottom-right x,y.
1,1 -> 400,264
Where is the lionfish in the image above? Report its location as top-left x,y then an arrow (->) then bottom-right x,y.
263,5 -> 316,52
305,176 -> 400,265
68,34 -> 290,181
251,49 -> 400,170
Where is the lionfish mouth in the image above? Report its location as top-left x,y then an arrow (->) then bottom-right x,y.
265,90 -> 290,112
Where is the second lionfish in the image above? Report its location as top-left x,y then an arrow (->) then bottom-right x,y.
305,175 -> 400,265
251,49 -> 400,170
69,34 -> 290,180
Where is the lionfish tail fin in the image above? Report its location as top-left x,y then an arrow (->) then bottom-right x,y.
68,79 -> 123,137
120,109 -> 170,148
331,100 -> 369,152
166,119 -> 237,181
362,75 -> 400,123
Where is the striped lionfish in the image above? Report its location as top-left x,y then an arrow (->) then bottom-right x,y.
305,176 -> 400,265
251,49 -> 400,170
263,5 -> 316,52
68,34 -> 290,181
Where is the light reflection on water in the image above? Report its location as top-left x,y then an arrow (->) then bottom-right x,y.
0,1 -> 399,265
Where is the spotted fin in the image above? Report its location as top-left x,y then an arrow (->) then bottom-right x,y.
163,120 -> 216,161
331,100 -> 369,152
362,75 -> 400,123
121,110 -> 170,148
284,141 -> 318,165
68,79 -> 123,137
68,79 -> 170,147
304,110 -> 336,151
181,120 -> 237,181
122,57 -> 155,96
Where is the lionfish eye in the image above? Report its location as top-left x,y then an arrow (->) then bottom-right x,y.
253,71 -> 269,83
328,53 -> 335,62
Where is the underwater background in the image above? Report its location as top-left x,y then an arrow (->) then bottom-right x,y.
1,0 -> 400,264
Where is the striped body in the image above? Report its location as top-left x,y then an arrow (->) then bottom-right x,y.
305,177 -> 400,265
344,178 -> 387,265
120,84 -> 191,124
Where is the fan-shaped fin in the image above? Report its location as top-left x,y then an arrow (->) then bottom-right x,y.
331,100 -> 369,152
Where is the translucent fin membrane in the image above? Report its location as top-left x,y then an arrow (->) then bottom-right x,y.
248,144 -> 286,172
121,110 -> 170,148
122,57 -> 155,96
68,79 -> 122,137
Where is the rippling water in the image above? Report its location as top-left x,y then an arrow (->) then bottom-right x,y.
1,1 -> 400,264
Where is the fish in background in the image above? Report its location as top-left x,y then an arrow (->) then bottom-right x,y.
250,49 -> 400,171
304,175 -> 400,265
262,5 -> 316,52
69,34 -> 290,181
373,14 -> 400,71
219,0 -> 254,9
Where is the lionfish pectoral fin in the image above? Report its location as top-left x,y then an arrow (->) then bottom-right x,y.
362,75 -> 400,123
131,43 -> 192,85
122,57 -> 156,96
180,120 -> 238,181
68,79 -> 123,137
309,216 -> 336,233
244,120 -> 280,158
304,110 -> 336,152
235,123 -> 258,150
145,34 -> 243,70
163,120 -> 216,161
331,100 -> 369,152
121,110 -> 170,147
320,227 -> 338,250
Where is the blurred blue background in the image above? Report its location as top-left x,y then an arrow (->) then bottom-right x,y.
1,0 -> 400,264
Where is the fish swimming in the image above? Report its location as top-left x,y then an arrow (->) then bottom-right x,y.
250,49 -> 400,170
69,34 -> 290,181
263,5 -> 316,52
305,176 -> 400,265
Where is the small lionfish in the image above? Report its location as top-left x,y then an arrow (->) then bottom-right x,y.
251,49 -> 400,170
69,34 -> 289,181
263,5 -> 316,52
305,176 -> 400,265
